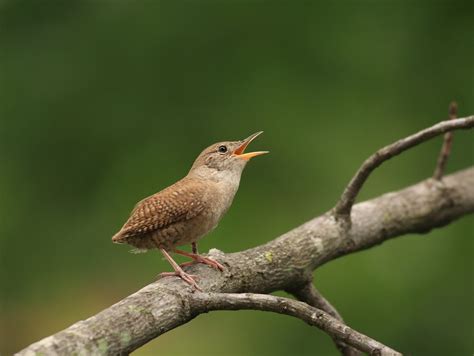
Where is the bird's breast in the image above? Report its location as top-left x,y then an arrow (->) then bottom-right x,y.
209,179 -> 240,222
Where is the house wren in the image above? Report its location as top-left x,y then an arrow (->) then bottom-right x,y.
112,131 -> 268,290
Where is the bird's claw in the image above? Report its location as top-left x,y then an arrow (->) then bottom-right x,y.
180,255 -> 224,271
159,271 -> 202,291
199,256 -> 225,271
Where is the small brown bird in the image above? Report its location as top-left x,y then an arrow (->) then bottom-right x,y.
112,132 -> 268,290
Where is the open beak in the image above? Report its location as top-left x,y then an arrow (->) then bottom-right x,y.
232,131 -> 269,160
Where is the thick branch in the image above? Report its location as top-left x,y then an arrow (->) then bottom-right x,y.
17,166 -> 474,355
192,293 -> 400,355
333,116 -> 474,218
289,283 -> 361,356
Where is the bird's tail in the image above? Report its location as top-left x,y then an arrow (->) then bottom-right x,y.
112,231 -> 126,244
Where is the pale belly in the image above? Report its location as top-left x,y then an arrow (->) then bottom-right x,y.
155,211 -> 219,249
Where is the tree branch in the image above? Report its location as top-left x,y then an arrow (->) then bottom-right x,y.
433,102 -> 458,180
288,282 -> 361,356
192,293 -> 401,355
17,166 -> 474,355
289,282 -> 344,323
333,115 -> 474,219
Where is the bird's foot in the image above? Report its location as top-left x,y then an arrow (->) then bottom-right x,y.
159,270 -> 202,292
179,255 -> 224,271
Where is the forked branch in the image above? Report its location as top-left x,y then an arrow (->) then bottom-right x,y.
333,115 -> 474,219
17,166 -> 474,355
289,282 -> 361,356
17,114 -> 474,355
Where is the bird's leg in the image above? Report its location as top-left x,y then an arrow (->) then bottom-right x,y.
158,248 -> 202,291
175,248 -> 224,271
178,242 -> 201,268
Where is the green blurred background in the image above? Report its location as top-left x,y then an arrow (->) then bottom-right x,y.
1,1 -> 473,355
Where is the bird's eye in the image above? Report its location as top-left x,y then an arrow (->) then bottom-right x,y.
218,145 -> 227,153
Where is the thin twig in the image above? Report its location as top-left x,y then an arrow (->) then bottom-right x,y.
192,293 -> 401,356
333,116 -> 474,219
289,283 -> 361,356
433,102 -> 458,180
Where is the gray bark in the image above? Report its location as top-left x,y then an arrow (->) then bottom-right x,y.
17,166 -> 474,355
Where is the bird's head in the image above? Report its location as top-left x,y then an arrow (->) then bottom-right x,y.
189,131 -> 268,181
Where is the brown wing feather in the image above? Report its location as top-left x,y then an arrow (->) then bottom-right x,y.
113,177 -> 207,240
